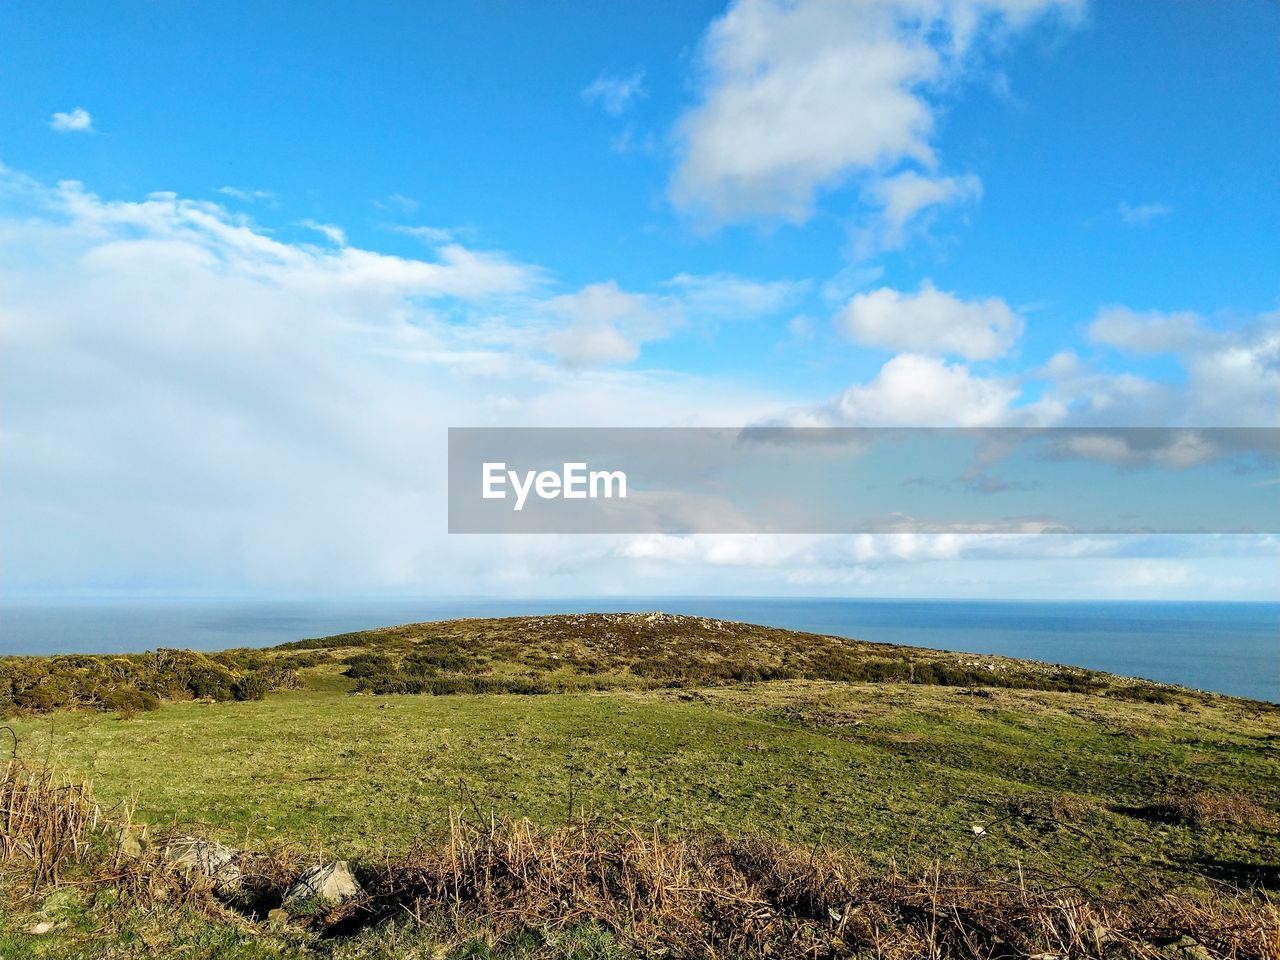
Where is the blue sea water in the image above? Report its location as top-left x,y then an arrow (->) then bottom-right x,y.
1,597 -> 1276,702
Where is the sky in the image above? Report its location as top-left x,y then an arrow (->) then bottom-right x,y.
1,0 -> 1277,601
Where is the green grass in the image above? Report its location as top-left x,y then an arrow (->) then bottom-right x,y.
0,891 -> 635,960
8,675 -> 1277,891
3,613 -> 1278,957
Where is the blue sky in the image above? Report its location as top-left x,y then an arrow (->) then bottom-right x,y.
1,0 -> 1277,599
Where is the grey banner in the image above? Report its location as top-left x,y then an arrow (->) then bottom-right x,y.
448,427 -> 1280,534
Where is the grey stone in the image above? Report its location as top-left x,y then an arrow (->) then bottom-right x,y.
116,825 -> 149,859
284,860 -> 361,906
162,837 -> 242,891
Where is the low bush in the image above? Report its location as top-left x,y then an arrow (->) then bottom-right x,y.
0,648 -> 298,716
342,653 -> 394,680
1142,792 -> 1276,829
231,672 -> 270,701
100,687 -> 161,716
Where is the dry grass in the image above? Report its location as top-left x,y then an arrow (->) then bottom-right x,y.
1007,791 -> 1101,824
328,813 -> 1280,959
0,758 -> 101,886
1143,792 -> 1278,830
4,760 -> 1279,959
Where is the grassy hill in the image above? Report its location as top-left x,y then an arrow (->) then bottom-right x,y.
2,613 -> 1277,958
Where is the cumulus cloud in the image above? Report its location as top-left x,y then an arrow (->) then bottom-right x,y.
670,0 -> 1079,225
582,71 -> 646,115
1181,317 -> 1280,426
839,281 -> 1023,360
0,163 -> 1272,600
825,354 -> 1023,426
802,304 -> 1280,433
49,107 -> 94,132
1075,307 -> 1280,426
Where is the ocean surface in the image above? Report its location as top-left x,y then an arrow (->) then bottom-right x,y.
2,597 -> 1276,702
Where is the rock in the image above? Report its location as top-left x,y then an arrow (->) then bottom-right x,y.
162,837 -> 242,892
29,921 -> 53,935
284,861 -> 361,906
116,825 -> 149,859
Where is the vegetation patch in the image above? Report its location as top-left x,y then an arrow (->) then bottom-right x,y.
0,647 -> 309,716
281,612 -> 1179,703
3,613 -> 1278,957
1006,791 -> 1101,824
2,759 -> 1277,960
4,614 -> 1239,717
1138,791 -> 1278,830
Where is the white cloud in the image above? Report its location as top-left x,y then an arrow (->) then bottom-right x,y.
582,71 -> 646,116
665,272 -> 805,320
49,107 -> 94,133
217,186 -> 274,204
0,167 -> 785,594
1088,306 -> 1200,354
395,224 -> 456,245
535,272 -> 804,369
839,281 -> 1023,360
1118,201 -> 1172,226
297,219 -> 347,246
540,281 -> 675,368
1070,306 -> 1279,426
826,353 -> 1024,426
670,0 -> 1079,225
0,164 -> 1273,601
1181,317 -> 1280,426
1049,430 -> 1228,470
858,170 -> 982,253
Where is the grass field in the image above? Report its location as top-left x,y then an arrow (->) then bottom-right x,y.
2,614 -> 1278,958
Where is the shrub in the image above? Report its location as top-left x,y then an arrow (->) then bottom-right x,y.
1107,684 -> 1177,704
343,653 -> 395,680
231,672 -> 271,702
14,678 -> 77,712
404,651 -> 470,674
101,688 -> 161,716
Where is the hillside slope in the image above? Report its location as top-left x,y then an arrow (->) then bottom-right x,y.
3,614 -> 1277,958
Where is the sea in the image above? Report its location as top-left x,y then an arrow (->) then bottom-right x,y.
1,597 -> 1276,703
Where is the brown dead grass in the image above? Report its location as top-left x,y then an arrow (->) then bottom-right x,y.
1007,791 -> 1101,824
339,813 -> 1279,959
0,758 -> 101,885
1144,792 -> 1278,830
4,760 -> 1279,959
